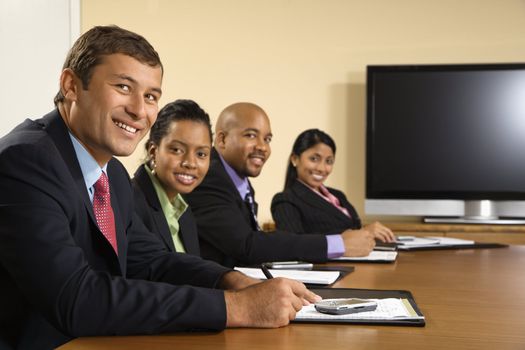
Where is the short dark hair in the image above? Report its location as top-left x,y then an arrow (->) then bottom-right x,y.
54,25 -> 163,106
284,129 -> 336,190
145,99 -> 212,164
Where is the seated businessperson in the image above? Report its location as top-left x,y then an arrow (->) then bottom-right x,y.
271,128 -> 395,242
132,99 -> 213,256
184,102 -> 376,268
0,26 -> 319,350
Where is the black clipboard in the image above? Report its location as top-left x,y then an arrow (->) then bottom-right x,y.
294,288 -> 425,327
374,241 -> 398,251
397,242 -> 508,251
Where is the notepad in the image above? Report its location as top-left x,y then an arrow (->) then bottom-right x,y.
330,251 -> 397,262
234,267 -> 340,285
295,298 -> 424,321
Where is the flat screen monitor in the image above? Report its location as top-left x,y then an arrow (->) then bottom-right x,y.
365,63 -> 525,224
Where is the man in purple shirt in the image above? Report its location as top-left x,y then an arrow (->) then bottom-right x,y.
185,102 -> 376,267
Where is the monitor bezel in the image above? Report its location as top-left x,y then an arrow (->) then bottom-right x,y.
366,62 -> 525,201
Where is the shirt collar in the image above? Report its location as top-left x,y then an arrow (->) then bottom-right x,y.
297,178 -> 326,196
217,150 -> 251,198
145,164 -> 188,219
68,132 -> 107,201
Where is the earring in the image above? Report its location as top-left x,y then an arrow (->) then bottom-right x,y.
150,159 -> 157,175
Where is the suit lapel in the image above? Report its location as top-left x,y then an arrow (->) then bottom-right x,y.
107,162 -> 128,271
42,111 -> 97,223
211,149 -> 255,225
177,211 -> 199,255
292,181 -> 353,224
212,149 -> 243,201
43,110 -> 124,269
133,165 -> 176,252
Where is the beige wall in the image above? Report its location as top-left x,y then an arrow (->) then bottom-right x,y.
82,0 -> 525,223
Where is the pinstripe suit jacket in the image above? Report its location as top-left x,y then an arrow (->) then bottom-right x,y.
271,180 -> 361,235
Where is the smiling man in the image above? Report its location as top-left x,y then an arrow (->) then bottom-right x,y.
0,27 -> 321,350
60,52 -> 162,165
185,102 -> 376,268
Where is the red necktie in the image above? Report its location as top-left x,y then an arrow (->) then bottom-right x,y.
93,172 -> 118,254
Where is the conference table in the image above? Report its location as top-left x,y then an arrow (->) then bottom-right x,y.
59,245 -> 525,350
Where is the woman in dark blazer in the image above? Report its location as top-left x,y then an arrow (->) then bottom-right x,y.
132,99 -> 213,256
271,129 -> 394,242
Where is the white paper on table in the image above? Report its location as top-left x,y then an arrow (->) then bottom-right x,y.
234,267 -> 340,285
397,236 -> 474,249
330,251 -> 397,262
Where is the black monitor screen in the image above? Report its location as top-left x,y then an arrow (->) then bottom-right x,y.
366,64 -> 525,200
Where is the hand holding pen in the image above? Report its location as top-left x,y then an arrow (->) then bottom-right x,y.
261,264 -> 274,279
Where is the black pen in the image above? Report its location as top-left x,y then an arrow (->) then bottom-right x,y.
260,264 -> 274,279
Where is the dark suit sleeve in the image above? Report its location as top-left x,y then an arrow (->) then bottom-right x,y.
0,141 -> 227,340
126,211 -> 228,288
271,192 -> 307,233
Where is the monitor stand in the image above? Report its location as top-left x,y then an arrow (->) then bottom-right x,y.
423,217 -> 525,225
423,200 -> 525,225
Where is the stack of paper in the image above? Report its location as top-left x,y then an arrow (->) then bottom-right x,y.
234,267 -> 340,285
330,251 -> 398,262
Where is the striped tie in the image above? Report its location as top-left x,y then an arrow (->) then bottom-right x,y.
244,191 -> 261,230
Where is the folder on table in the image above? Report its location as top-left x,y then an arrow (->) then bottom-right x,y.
294,288 -> 425,327
374,241 -> 398,251
395,236 -> 508,251
329,251 -> 397,263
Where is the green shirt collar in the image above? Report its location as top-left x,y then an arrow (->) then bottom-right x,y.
145,164 -> 188,221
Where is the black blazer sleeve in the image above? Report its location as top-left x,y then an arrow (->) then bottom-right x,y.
0,111 -> 229,349
184,149 -> 328,267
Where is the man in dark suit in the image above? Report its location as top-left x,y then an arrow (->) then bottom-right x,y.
0,26 -> 319,350
184,102 -> 376,268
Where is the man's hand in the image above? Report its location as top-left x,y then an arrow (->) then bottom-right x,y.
219,270 -> 261,290
363,221 -> 395,243
224,278 -> 321,328
341,229 -> 375,256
